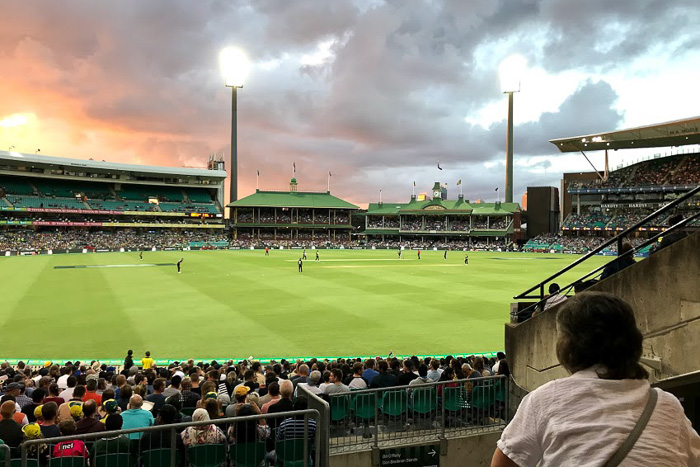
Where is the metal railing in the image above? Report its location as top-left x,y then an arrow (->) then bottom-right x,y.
303,375 -> 508,454
513,186 -> 700,316
13,408 -> 320,467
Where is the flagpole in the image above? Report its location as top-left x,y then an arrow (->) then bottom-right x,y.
256,170 -> 259,190
379,189 -> 382,204
412,182 -> 415,198
327,171 -> 331,192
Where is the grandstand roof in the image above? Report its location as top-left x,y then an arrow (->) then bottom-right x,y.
366,199 -> 519,215
549,116 -> 700,152
227,190 -> 360,209
0,150 -> 226,179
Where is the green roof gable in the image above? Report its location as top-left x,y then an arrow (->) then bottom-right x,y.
228,190 -> 359,210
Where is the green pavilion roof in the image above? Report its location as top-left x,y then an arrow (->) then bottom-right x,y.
228,190 -> 359,210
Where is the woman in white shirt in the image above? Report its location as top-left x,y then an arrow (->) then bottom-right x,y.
492,292 -> 700,467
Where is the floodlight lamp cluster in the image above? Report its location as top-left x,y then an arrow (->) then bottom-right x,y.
219,47 -> 250,88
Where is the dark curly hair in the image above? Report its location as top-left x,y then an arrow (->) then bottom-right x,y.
556,292 -> 648,380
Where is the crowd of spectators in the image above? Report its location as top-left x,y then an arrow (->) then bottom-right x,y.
524,235 -> 604,253
0,352 -> 508,458
569,153 -> 699,190
0,230 -> 229,251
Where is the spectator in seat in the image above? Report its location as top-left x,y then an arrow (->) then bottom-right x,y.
180,409 -> 225,446
409,364 -> 431,388
162,375 -> 182,398
39,401 -> 61,438
94,414 -> 132,458
45,383 -> 65,406
491,292 -> 700,467
22,388 -> 45,423
121,395 -> 154,440
652,214 -> 689,254
542,283 -> 567,312
492,352 -> 506,374
324,369 -> 350,395
75,399 -> 105,435
295,370 -> 323,398
58,376 -> 77,402
228,403 -> 270,445
140,404 -> 185,453
146,378 -> 167,415
601,242 -> 636,280
0,395 -> 28,427
261,382 -> 280,414
266,380 -> 295,430
362,359 -> 379,386
397,360 -> 419,386
427,359 -> 443,382
116,385 -> 132,412
83,377 -> 102,405
22,422 -> 49,464
52,419 -> 89,459
0,400 -> 23,450
347,363 -> 368,390
370,360 -> 398,389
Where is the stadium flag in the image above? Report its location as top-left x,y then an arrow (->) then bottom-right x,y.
413,181 -> 416,186
327,171 -> 332,192
495,187 -> 499,191
293,162 -> 296,173
256,170 -> 260,190
437,161 -> 443,170
457,179 -> 461,185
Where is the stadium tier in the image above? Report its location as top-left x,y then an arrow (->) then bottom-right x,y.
0,151 -> 225,243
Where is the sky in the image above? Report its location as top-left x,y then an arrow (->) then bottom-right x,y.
1,0 -> 699,208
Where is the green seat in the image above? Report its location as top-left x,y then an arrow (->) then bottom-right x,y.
231,442 -> 265,467
443,386 -> 468,412
471,384 -> 495,411
49,458 -> 88,467
141,448 -> 181,467
329,394 -> 350,423
187,443 -> 227,467
381,390 -> 407,418
350,393 -> 376,422
181,407 -> 196,417
411,387 -> 437,416
275,439 -> 311,467
94,453 -> 132,467
494,379 -> 507,403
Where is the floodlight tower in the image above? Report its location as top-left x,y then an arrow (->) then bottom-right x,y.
219,47 -> 250,214
499,55 -> 526,204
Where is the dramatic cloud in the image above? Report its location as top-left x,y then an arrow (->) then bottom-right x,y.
0,0 -> 698,208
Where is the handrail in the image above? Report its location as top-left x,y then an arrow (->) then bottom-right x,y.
514,185 -> 700,302
515,212 -> 699,317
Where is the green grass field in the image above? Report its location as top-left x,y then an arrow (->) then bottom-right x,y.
0,249 -> 608,361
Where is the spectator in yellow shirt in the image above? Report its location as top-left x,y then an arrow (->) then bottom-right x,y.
142,351 -> 154,370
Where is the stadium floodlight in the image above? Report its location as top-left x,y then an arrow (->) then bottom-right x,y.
499,55 -> 526,204
219,47 -> 250,211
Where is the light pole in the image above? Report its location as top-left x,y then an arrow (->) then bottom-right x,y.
499,55 -> 525,204
219,47 -> 250,214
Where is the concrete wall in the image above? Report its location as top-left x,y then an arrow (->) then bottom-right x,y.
507,230 -> 700,392
329,432 -> 502,467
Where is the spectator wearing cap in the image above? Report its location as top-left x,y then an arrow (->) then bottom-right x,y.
100,399 -> 119,425
39,402 -> 61,438
146,378 -> 167,415
14,383 -> 32,409
58,385 -> 86,422
261,383 -> 281,414
52,419 -> 89,459
83,376 -> 102,405
266,381 -> 294,431
295,370 -> 323,398
225,385 -> 251,417
22,388 -> 45,423
94,414 -> 132,458
139,404 -> 185,453
162,375 -> 182,398
0,400 -> 23,449
75,399 -> 105,435
121,395 -> 154,440
22,422 -> 49,464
